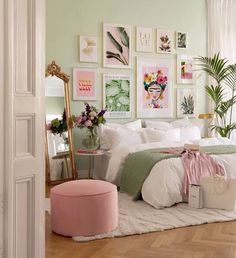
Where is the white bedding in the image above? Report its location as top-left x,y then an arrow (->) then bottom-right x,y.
104,137 -> 236,208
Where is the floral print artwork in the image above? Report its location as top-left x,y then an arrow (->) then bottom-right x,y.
104,74 -> 132,118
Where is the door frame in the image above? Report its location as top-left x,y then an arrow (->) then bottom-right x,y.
2,0 -> 46,257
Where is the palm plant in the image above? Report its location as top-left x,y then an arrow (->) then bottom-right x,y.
196,53 -> 236,138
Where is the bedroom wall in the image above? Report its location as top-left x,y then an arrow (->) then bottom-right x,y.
0,0 -> 3,255
46,0 -> 207,172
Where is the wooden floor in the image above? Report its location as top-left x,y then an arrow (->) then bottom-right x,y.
46,197 -> 236,258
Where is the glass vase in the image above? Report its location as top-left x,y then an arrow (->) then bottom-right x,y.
82,127 -> 100,150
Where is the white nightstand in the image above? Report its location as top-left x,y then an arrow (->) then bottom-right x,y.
75,150 -> 105,179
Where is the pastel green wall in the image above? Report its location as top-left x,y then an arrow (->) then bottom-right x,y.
45,97 -> 64,115
46,0 -> 207,172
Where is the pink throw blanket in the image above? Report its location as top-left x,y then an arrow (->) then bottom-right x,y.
182,150 -> 225,194
161,148 -> 225,194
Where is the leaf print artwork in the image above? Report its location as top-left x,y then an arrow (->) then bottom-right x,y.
177,88 -> 197,118
103,24 -> 131,68
103,74 -> 132,118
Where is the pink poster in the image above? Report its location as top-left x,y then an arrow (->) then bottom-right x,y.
73,68 -> 97,100
142,66 -> 169,109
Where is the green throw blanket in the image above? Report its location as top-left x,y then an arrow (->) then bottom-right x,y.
119,145 -> 236,200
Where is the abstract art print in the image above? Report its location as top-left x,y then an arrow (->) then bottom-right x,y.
103,23 -> 131,68
103,74 -> 132,118
137,57 -> 173,118
156,29 -> 174,54
176,31 -> 187,49
73,68 -> 97,100
79,36 -> 98,62
136,27 -> 153,52
177,55 -> 194,84
177,88 -> 197,118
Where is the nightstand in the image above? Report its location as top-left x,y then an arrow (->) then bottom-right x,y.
75,150 -> 105,179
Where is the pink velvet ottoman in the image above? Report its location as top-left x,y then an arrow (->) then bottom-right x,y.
50,180 -> 118,237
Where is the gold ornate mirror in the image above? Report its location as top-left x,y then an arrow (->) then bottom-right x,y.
45,61 -> 76,185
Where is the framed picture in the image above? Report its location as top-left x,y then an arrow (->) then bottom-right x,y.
177,88 -> 197,118
79,36 -> 98,63
177,55 -> 194,84
103,74 -> 132,118
176,31 -> 187,49
156,29 -> 174,54
73,68 -> 97,100
103,23 -> 132,68
136,27 -> 153,52
137,57 -> 173,118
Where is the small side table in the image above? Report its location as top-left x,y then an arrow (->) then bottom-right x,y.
75,150 -> 105,179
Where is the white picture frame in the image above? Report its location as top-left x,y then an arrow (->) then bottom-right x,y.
156,29 -> 174,54
136,57 -> 174,118
79,36 -> 98,63
103,23 -> 132,69
73,67 -> 98,101
177,88 -> 197,118
136,27 -> 153,52
176,31 -> 188,49
177,54 -> 195,84
103,74 -> 132,118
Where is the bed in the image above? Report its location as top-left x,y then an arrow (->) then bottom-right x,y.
94,119 -> 236,209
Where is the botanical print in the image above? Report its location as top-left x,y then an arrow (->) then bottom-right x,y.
177,88 -> 197,118
103,23 -> 131,68
177,55 -> 194,84
73,68 -> 97,100
176,31 -> 187,49
103,74 -> 132,118
136,27 -> 153,52
157,29 -> 174,53
79,36 -> 98,63
137,57 -> 173,118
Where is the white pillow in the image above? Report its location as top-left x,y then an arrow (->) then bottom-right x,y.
143,128 -> 181,143
124,119 -> 142,130
180,126 -> 201,141
100,128 -> 120,150
171,118 -> 192,128
145,120 -> 173,130
104,119 -> 142,131
100,127 -> 144,150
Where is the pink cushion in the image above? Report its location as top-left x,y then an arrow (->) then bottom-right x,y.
50,180 -> 118,237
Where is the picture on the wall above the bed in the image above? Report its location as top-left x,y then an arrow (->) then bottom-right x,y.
177,55 -> 194,84
136,27 -> 153,52
73,68 -> 97,100
177,88 -> 197,118
176,31 -> 188,49
79,36 -> 98,63
156,29 -> 174,54
103,74 -> 132,118
137,57 -> 173,118
103,23 -> 131,68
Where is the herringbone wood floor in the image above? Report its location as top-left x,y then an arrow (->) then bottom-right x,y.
46,210 -> 236,258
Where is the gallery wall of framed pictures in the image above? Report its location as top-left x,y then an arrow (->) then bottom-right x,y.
73,23 -> 198,119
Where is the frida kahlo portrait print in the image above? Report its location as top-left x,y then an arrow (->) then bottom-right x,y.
137,57 -> 173,118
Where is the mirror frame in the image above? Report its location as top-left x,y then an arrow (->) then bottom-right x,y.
45,61 -> 77,185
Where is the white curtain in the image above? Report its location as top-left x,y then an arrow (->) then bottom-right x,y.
207,0 -> 236,140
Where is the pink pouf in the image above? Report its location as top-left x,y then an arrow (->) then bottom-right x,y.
50,180 -> 118,237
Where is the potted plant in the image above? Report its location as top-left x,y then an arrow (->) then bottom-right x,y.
196,53 -> 236,138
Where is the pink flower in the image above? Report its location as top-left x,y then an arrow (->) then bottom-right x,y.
76,115 -> 82,124
157,76 -> 167,85
85,120 -> 93,127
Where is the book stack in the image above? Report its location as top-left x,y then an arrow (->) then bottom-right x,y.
77,149 -> 98,154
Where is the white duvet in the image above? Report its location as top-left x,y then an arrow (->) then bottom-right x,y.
105,137 -> 236,208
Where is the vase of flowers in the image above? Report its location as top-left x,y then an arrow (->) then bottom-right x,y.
74,103 -> 106,150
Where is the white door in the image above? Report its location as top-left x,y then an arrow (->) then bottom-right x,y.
3,0 -> 45,257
